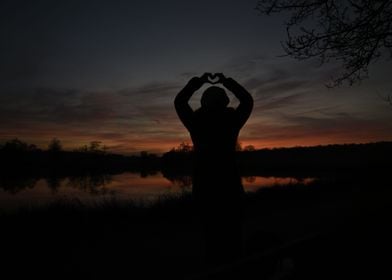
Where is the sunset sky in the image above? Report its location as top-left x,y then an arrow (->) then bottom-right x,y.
1,0 -> 392,154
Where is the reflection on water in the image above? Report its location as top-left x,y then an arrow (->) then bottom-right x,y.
0,172 -> 314,210
242,176 -> 315,192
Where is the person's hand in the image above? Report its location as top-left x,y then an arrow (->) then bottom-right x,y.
215,73 -> 237,88
200,73 -> 227,84
188,73 -> 210,90
214,73 -> 227,84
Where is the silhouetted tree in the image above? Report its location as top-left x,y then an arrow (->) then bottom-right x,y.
256,0 -> 392,86
169,142 -> 193,153
243,145 -> 256,151
74,141 -> 108,154
88,141 -> 107,154
1,138 -> 38,152
140,151 -> 158,159
48,138 -> 62,152
140,151 -> 149,158
178,142 -> 193,153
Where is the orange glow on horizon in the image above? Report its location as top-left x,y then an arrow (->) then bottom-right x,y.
2,135 -> 391,155
2,120 -> 392,155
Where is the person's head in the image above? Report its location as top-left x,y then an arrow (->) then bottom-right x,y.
200,86 -> 229,111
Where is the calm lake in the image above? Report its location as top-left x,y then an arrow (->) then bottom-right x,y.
0,172 -> 314,210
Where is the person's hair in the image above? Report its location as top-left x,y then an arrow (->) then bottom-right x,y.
201,86 -> 229,109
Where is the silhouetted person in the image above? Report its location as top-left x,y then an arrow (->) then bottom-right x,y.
175,73 -> 253,268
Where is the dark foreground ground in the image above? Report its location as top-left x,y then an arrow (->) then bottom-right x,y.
1,172 -> 390,280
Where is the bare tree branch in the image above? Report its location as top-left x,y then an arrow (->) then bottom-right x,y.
256,0 -> 392,87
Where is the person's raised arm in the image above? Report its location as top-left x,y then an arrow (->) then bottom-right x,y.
219,74 -> 253,129
175,74 -> 208,131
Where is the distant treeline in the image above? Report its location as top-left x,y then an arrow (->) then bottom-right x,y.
1,138 -> 391,177
162,141 -> 392,177
0,139 -> 160,176
242,141 -> 392,173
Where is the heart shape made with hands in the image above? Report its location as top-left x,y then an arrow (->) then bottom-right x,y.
206,73 -> 222,84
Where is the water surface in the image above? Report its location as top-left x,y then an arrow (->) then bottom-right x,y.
0,172 -> 314,210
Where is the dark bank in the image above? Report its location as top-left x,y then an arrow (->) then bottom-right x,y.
1,140 -> 391,279
1,173 -> 390,279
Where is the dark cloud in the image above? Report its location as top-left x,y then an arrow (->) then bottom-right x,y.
0,82 -> 182,127
90,132 -> 126,140
120,82 -> 181,96
0,80 -> 188,153
269,114 -> 392,141
243,68 -> 291,90
0,88 -> 120,124
224,55 -> 268,76
180,72 -> 199,79
255,92 -> 307,111
254,80 -> 309,98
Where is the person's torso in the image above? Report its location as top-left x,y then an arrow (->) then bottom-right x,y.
190,108 -> 240,155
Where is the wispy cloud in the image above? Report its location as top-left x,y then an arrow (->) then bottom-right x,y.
242,113 -> 392,148
0,82 -> 187,153
1,60 -> 391,154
